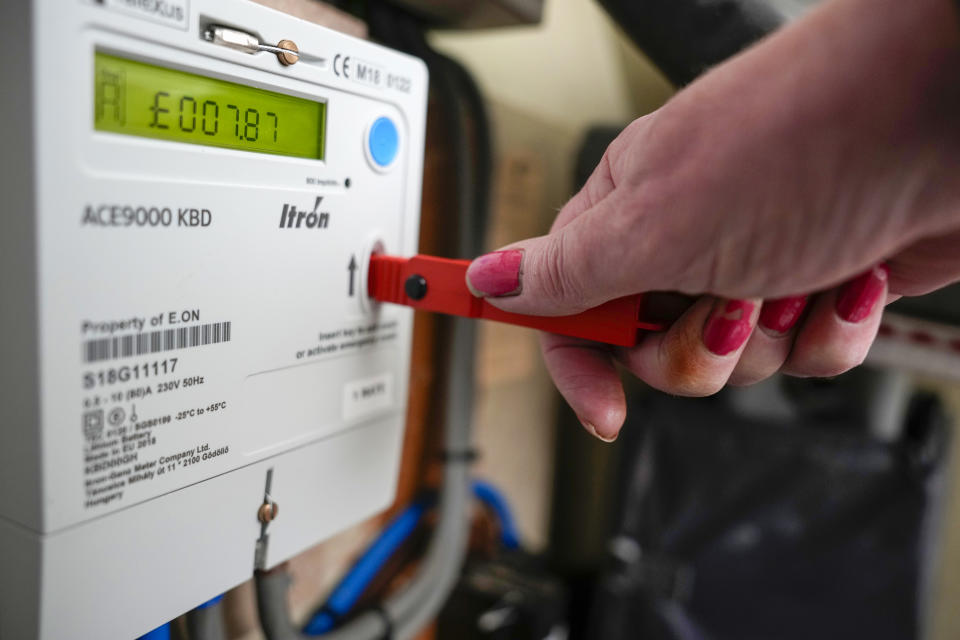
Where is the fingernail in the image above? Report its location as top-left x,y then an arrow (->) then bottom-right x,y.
580,417 -> 617,443
703,299 -> 756,355
836,264 -> 888,323
465,250 -> 524,298
759,296 -> 808,335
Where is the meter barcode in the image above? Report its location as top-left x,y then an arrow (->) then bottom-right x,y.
83,321 -> 232,363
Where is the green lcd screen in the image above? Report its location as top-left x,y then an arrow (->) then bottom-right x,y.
94,52 -> 326,160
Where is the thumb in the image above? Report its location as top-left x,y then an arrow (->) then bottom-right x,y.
465,234 -> 590,317
465,194 -> 710,317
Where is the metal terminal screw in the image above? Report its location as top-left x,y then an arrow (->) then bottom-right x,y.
405,274 -> 428,300
258,501 -> 279,523
276,40 -> 299,66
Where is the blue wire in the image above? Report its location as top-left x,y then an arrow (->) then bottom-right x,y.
471,479 -> 521,550
137,594 -> 221,639
303,480 -> 520,635
303,497 -> 432,635
137,623 -> 170,640
196,594 -> 224,609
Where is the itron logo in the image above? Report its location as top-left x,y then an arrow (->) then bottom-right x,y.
279,196 -> 331,229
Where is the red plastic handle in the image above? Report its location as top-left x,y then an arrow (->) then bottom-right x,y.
368,254 -> 665,347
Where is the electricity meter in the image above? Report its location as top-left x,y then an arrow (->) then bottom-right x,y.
0,2 -> 427,637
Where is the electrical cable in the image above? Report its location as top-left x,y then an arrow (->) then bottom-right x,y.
303,498 -> 434,635
257,401 -> 473,640
138,623 -> 171,640
595,0 -> 784,86
186,594 -> 227,640
137,594 -> 223,640
472,480 -> 521,550
379,324 -> 475,638
372,7 -> 491,255
439,54 -> 493,249
302,481 -> 521,634
370,18 -> 488,635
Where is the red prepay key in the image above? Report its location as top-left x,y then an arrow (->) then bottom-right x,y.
368,254 -> 666,347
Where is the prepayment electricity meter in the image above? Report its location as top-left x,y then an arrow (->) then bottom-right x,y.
0,2 -> 427,638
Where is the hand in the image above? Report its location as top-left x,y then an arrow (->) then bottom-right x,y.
465,0 -> 960,441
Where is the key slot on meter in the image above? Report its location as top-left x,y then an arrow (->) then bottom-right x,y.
357,234 -> 387,316
200,21 -> 327,67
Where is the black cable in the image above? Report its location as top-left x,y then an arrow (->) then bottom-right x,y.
441,54 -> 493,249
439,447 -> 480,463
292,6 -> 494,637
368,2 -> 492,257
596,0 -> 784,86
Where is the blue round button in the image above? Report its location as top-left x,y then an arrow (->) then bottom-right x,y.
368,117 -> 399,168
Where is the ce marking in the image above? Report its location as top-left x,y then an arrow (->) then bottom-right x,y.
333,53 -> 352,79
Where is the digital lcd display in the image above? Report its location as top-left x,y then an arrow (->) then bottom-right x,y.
94,52 -> 326,160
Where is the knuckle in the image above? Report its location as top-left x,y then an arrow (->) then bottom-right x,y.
789,343 -> 868,379
728,340 -> 789,386
559,371 -> 610,399
728,365 -> 776,387
534,234 -> 588,311
669,373 -> 726,397
659,331 -> 729,396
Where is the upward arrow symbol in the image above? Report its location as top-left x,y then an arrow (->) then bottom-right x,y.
347,255 -> 358,296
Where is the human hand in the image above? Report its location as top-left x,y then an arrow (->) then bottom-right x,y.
465,0 -> 960,440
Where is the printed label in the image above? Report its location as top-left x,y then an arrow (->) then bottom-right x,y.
101,0 -> 190,30
295,320 -> 399,361
79,307 -> 233,510
343,373 -> 393,422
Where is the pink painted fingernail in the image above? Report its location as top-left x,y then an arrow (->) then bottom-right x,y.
465,250 -> 524,298
759,296 -> 808,335
703,299 -> 756,355
836,264 -> 888,323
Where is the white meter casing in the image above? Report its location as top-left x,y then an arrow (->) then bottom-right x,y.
0,1 -> 427,638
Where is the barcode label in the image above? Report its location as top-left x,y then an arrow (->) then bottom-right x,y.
83,321 -> 231,363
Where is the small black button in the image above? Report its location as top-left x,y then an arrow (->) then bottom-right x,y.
405,274 -> 428,300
